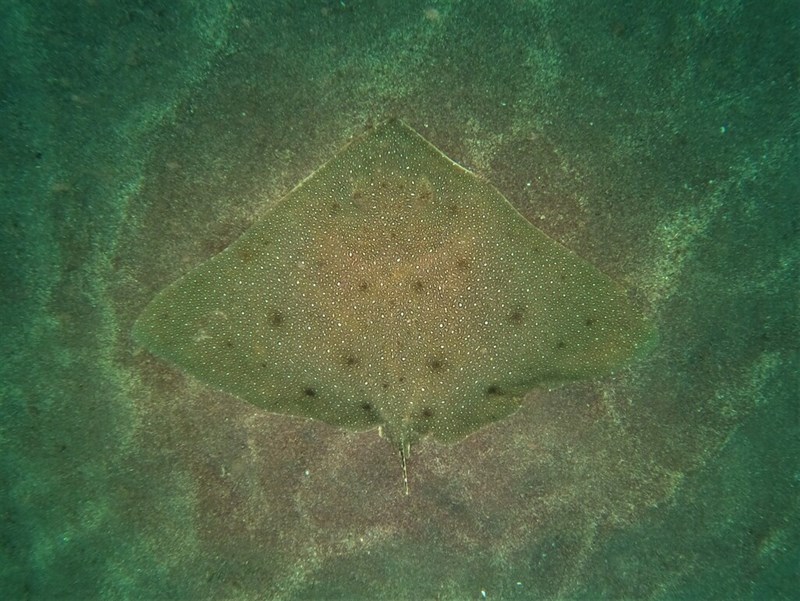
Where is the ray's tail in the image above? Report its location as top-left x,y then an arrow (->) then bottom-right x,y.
399,442 -> 410,495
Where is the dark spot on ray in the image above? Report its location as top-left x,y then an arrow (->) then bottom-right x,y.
398,376 -> 406,384
411,278 -> 425,292
381,382 -> 390,390
236,247 -> 254,263
360,402 -> 373,412
455,257 -> 470,271
556,340 -> 567,349
357,281 -> 370,292
421,408 -> 434,418
268,310 -> 285,328
508,306 -> 526,324
343,354 -> 360,367
329,201 -> 341,215
427,357 -> 445,371
585,317 -> 596,327
303,387 -> 317,398
223,340 -> 234,349
446,202 -> 460,217
486,384 -> 501,396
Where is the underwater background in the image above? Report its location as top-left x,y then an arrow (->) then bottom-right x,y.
1,1 -> 797,599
